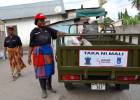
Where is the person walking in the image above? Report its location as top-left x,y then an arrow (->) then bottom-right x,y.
28,13 -> 65,98
4,26 -> 26,81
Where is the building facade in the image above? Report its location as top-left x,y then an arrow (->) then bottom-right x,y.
0,0 -> 107,46
0,0 -> 65,46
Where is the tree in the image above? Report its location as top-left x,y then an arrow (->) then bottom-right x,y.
129,0 -> 140,10
129,0 -> 140,21
123,8 -> 130,19
122,9 -> 130,25
118,12 -> 121,20
120,8 -> 139,25
103,17 -> 114,25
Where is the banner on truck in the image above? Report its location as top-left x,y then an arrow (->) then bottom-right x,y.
79,50 -> 128,67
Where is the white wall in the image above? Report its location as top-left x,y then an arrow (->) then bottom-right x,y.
112,20 -> 122,27
4,15 -> 63,47
5,18 -> 35,47
67,11 -> 76,19
49,15 -> 63,23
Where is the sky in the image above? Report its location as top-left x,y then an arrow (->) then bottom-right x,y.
0,0 -> 139,21
103,0 -> 138,21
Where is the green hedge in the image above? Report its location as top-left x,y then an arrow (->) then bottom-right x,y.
122,15 -> 140,26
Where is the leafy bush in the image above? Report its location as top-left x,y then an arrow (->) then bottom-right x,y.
119,9 -> 140,26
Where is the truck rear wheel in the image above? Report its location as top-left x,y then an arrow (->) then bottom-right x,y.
64,83 -> 74,91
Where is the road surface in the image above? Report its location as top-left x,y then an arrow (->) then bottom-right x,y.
0,55 -> 140,100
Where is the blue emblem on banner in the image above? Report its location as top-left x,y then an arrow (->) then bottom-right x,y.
85,57 -> 91,65
117,57 -> 121,64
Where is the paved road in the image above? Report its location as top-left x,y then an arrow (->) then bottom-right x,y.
0,55 -> 140,100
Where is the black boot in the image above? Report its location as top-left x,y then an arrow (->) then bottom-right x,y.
39,79 -> 48,98
41,89 -> 47,98
47,76 -> 56,93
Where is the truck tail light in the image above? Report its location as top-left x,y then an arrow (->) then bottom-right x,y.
116,76 -> 138,81
61,74 -> 80,80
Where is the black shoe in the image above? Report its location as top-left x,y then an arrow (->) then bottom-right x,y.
12,75 -> 17,81
17,73 -> 21,77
